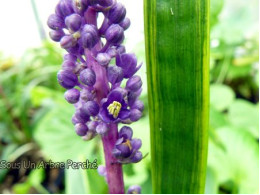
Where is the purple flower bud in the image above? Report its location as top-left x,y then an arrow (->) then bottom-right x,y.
126,76 -> 142,92
81,88 -> 95,101
113,138 -> 132,158
119,126 -> 133,140
55,0 -> 74,18
72,114 -> 80,125
130,151 -> 142,163
105,24 -> 124,45
117,45 -> 126,54
75,123 -> 88,136
81,24 -> 99,49
82,101 -> 99,116
62,60 -> 76,71
127,185 -> 141,194
96,122 -> 108,134
131,100 -> 144,112
49,30 -> 65,42
60,35 -> 77,49
47,14 -> 64,30
75,109 -> 90,123
131,138 -> 142,150
65,14 -> 82,32
64,88 -> 80,104
97,0 -> 113,6
87,121 -> 99,131
107,47 -> 117,57
128,88 -> 142,107
107,65 -> 124,84
80,68 -> 96,86
119,18 -> 131,30
130,109 -> 142,122
64,54 -> 77,62
96,53 -> 111,66
108,3 -> 126,24
57,70 -> 78,89
97,165 -> 107,177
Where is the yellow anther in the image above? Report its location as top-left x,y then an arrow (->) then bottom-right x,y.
123,139 -> 132,150
73,31 -> 81,39
107,101 -> 122,118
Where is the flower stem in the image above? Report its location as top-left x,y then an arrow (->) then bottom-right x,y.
102,123 -> 125,194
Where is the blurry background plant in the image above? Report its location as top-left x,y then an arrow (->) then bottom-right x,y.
0,0 -> 258,194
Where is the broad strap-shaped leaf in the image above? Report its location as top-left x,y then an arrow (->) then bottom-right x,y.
144,0 -> 210,193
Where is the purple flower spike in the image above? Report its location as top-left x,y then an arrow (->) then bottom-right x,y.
57,70 -> 78,89
65,13 -> 82,32
48,1 -> 144,192
127,185 -> 141,194
64,88 -> 80,104
80,68 -> 96,86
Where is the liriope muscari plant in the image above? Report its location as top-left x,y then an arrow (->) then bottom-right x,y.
47,0 -> 143,193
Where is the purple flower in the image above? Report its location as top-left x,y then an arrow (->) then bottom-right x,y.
99,90 -> 130,123
112,126 -> 142,164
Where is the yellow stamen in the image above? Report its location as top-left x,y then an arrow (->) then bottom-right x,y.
107,101 -> 122,118
123,139 -> 132,150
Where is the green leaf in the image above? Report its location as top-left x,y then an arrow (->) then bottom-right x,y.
210,84 -> 235,111
228,99 -> 259,138
33,103 -> 94,162
208,126 -> 259,193
144,0 -> 210,193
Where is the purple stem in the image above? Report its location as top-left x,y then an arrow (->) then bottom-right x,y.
102,124 -> 125,194
84,8 -> 125,194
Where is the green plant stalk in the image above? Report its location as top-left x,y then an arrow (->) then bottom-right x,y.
144,0 -> 210,193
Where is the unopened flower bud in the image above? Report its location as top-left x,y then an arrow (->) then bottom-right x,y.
62,60 -> 76,71
119,126 -> 133,140
82,101 -> 99,116
81,88 -> 95,101
55,0 -> 74,18
126,76 -> 142,92
131,100 -> 144,112
64,54 -> 77,62
105,24 -> 124,45
80,68 -> 96,86
119,18 -> 130,30
75,123 -> 88,136
65,13 -> 82,32
107,65 -> 124,84
127,185 -> 141,194
97,0 -> 113,6
130,109 -> 142,122
64,88 -> 80,104
47,14 -> 64,30
81,24 -> 99,49
57,70 -> 78,89
96,53 -> 111,66
49,30 -> 65,42
108,3 -> 126,24
96,123 -> 108,134
60,35 -> 77,49
97,165 -> 107,177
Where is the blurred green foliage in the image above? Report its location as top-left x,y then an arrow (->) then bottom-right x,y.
0,0 -> 258,193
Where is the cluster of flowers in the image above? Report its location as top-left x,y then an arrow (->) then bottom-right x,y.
47,0 -> 143,164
